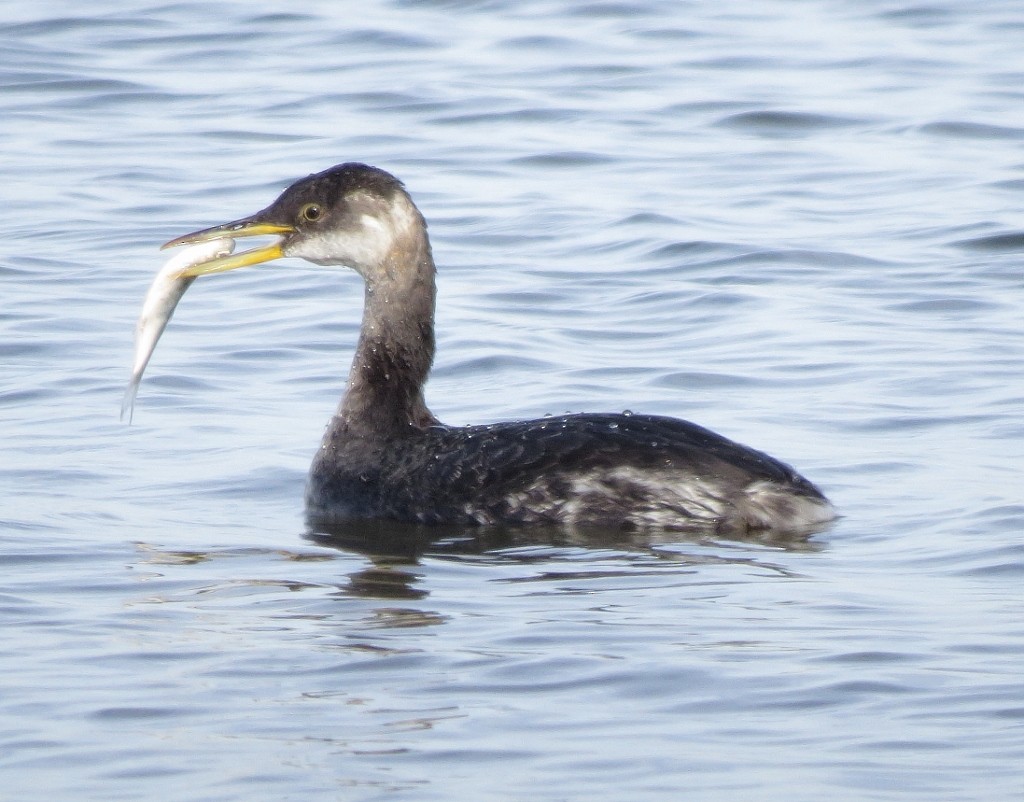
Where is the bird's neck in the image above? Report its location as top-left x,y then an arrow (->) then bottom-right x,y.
339,232 -> 439,435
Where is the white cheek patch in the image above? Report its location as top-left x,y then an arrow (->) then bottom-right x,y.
360,213 -> 387,232
383,195 -> 420,239
289,217 -> 395,271
285,192 -> 420,273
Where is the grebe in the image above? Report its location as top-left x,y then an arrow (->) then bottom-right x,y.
165,163 -> 834,535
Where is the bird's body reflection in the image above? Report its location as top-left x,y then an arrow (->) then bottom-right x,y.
307,516 -> 821,601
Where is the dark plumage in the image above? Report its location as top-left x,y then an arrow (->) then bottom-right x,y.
168,163 -> 834,535
309,412 -> 830,534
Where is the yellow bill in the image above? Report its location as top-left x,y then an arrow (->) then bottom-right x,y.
163,220 -> 295,278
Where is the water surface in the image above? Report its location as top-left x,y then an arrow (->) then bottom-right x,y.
2,2 -> 1023,800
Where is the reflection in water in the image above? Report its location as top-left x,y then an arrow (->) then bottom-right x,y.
306,515 -> 828,597
131,516 -> 826,612
342,566 -> 429,601
134,542 -> 337,565
306,515 -> 827,559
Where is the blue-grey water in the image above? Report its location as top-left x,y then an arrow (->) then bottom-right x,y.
2,2 -> 1023,800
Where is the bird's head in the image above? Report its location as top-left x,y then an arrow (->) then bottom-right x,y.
164,163 -> 426,281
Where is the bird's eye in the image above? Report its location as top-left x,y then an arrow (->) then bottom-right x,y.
300,203 -> 323,222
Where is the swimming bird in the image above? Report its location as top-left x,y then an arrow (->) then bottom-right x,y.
165,163 -> 834,535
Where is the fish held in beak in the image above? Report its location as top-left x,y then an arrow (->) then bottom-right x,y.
121,237 -> 235,423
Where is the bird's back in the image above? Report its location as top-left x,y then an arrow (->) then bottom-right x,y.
307,412 -> 833,534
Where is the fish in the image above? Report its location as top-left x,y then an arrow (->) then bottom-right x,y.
121,237 -> 235,422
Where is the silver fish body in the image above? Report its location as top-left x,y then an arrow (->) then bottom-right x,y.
121,237 -> 235,422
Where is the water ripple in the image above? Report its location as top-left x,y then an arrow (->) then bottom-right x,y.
2,2 -> 1023,800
